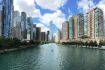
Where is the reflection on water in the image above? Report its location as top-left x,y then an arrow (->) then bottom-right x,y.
0,43 -> 105,70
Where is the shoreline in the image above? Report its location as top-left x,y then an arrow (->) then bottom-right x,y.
59,44 -> 105,50
0,43 -> 105,54
0,44 -> 39,54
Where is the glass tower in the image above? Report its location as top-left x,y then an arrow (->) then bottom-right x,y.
69,17 -> 73,39
21,12 -> 27,40
27,17 -> 33,40
2,0 -> 13,38
13,11 -> 21,39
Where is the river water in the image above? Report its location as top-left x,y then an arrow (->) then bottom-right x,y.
0,43 -> 105,70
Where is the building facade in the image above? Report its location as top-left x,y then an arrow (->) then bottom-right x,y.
27,17 -> 33,40
46,31 -> 50,41
41,32 -> 46,41
62,21 -> 69,41
86,7 -> 104,39
21,12 -> 27,40
36,27 -> 41,41
78,14 -> 84,38
0,10 -> 2,36
72,14 -> 84,39
69,17 -> 73,39
2,0 -> 13,38
12,11 -> 21,39
33,24 -> 36,40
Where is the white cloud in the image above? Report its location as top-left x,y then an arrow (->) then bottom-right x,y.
67,9 -> 73,20
14,0 -> 67,32
35,0 -> 67,11
40,10 -> 66,29
36,23 -> 50,32
77,0 -> 95,13
97,0 -> 105,18
53,17 -> 65,29
14,0 -> 41,17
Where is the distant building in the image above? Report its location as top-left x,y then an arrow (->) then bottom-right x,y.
21,12 -> 27,40
36,27 -> 41,41
12,11 -> 21,39
86,7 -> 104,39
73,14 -> 84,39
84,15 -> 88,36
27,17 -> 33,40
33,24 -> 36,40
78,14 -> 84,38
46,31 -> 50,41
55,30 -> 61,43
0,10 -> 2,36
2,0 -> 14,38
69,17 -> 73,39
73,16 -> 78,39
41,32 -> 46,41
62,21 -> 69,41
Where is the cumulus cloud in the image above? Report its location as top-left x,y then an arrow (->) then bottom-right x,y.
35,0 -> 67,11
36,23 -> 50,32
77,0 -> 95,13
97,0 -> 105,17
14,0 -> 41,17
14,0 -> 67,32
40,10 -> 66,29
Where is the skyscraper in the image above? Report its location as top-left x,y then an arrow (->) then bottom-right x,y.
87,7 -> 104,39
2,0 -> 14,38
27,17 -> 33,40
0,10 -> 2,36
77,14 -> 84,38
62,21 -> 69,41
41,32 -> 46,41
69,17 -> 73,39
46,31 -> 50,41
54,30 -> 61,43
33,24 -> 36,40
73,16 -> 78,39
21,12 -> 27,40
36,27 -> 41,41
12,11 -> 21,39
72,14 -> 84,39
84,15 -> 88,36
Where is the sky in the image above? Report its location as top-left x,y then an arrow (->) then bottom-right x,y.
1,0 -> 105,34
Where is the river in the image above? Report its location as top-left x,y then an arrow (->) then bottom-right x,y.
0,43 -> 105,70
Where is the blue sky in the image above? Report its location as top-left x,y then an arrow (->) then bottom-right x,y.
1,0 -> 105,34
30,0 -> 102,33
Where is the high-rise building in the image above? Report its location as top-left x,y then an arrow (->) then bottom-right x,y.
72,14 -> 84,39
41,32 -> 46,41
84,15 -> 88,36
69,17 -> 73,39
36,27 -> 41,41
73,16 -> 78,39
33,24 -> 36,40
21,12 -> 27,40
27,17 -> 33,40
86,7 -> 104,39
46,31 -> 50,41
12,11 -> 21,39
2,0 -> 14,38
0,10 -> 2,36
62,21 -> 69,41
55,30 -> 61,43
78,14 -> 84,38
